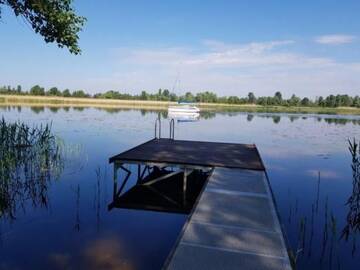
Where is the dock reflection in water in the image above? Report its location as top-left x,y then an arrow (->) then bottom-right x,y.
108,164 -> 212,214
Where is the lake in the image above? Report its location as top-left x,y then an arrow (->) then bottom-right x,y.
1,105 -> 360,270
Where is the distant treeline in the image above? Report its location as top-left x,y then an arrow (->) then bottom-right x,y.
1,85 -> 359,108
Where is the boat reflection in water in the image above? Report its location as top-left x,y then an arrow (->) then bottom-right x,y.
167,112 -> 200,122
168,103 -> 200,113
167,102 -> 200,122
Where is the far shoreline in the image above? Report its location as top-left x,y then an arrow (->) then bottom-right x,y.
1,94 -> 360,115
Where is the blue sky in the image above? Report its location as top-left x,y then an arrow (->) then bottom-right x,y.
1,0 -> 360,97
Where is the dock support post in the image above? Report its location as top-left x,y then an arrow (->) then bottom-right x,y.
113,163 -> 119,199
137,164 -> 141,184
117,165 -> 131,196
183,168 -> 187,206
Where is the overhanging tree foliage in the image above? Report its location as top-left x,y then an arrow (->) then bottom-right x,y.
0,0 -> 86,54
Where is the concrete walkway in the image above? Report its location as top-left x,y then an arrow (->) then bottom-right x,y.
166,168 -> 292,270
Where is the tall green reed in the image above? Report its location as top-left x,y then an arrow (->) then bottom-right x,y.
0,117 -> 63,220
342,138 -> 360,240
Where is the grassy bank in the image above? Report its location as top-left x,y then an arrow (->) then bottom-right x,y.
1,94 -> 360,115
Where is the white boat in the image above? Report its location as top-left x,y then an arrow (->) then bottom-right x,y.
168,104 -> 200,114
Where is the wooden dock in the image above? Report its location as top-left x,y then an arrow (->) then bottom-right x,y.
109,138 -> 291,270
109,138 -> 265,170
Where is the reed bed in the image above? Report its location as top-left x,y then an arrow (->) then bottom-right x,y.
342,139 -> 360,239
0,118 -> 63,220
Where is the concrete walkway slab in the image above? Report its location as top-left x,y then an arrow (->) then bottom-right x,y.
165,168 -> 291,270
192,192 -> 276,231
208,168 -> 267,194
182,222 -> 285,257
168,244 -> 291,270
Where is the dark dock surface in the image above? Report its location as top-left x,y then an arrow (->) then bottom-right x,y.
110,138 -> 264,170
109,138 -> 290,269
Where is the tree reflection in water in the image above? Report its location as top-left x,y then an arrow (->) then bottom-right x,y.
0,118 -> 63,220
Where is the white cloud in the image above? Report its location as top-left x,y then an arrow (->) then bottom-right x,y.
315,34 -> 356,45
84,39 -> 360,97
114,40 -> 335,71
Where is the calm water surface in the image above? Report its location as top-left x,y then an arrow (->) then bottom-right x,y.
1,106 -> 360,270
